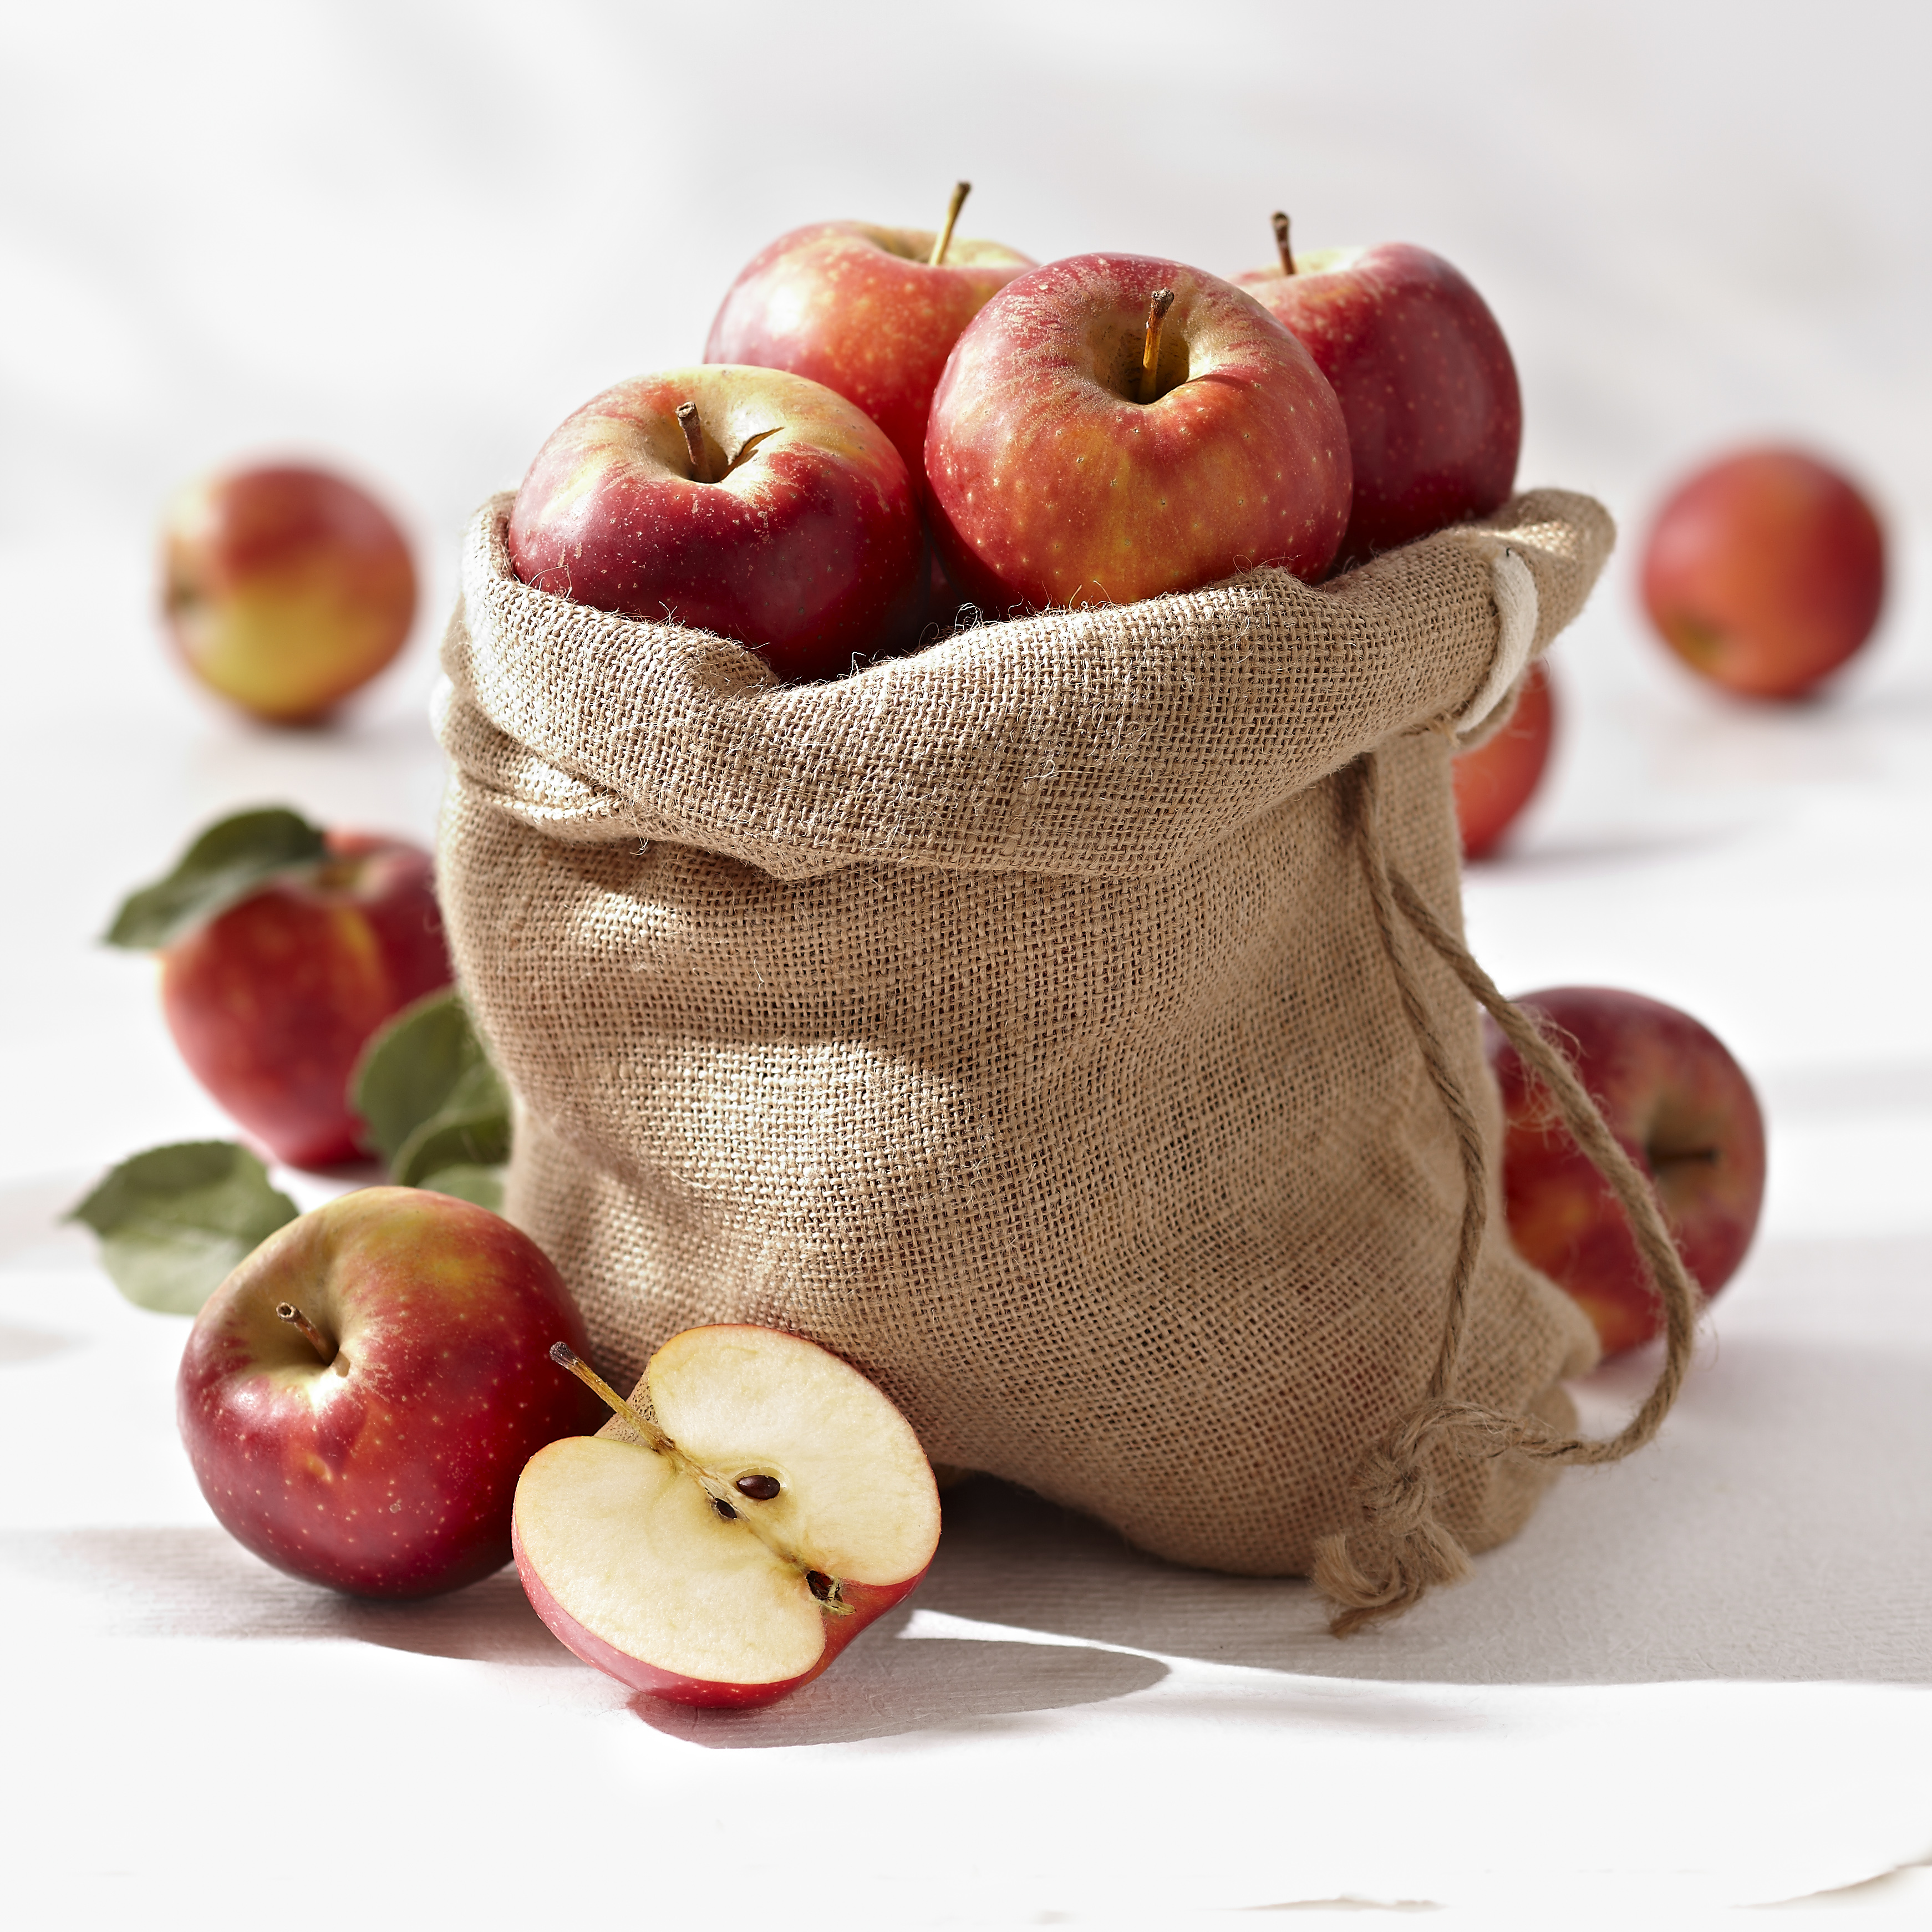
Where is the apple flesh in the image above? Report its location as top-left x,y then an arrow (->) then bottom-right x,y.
507,365 -> 924,683
1453,659 -> 1556,858
177,1188 -> 603,1598
1236,238 -> 1521,572
160,831 -> 453,1167
1488,987 -> 1766,1357
513,1326 -> 941,1709
925,253 -> 1351,613
1641,446 -> 1885,698
705,197 -> 1035,481
161,462 -> 416,721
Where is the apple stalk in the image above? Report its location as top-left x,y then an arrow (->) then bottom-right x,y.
1138,288 -> 1176,404
547,1342 -> 850,1610
277,1300 -> 342,1369
1272,210 -> 1295,277
928,179 -> 970,267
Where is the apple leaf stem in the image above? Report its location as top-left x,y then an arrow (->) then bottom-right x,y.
1138,288 -> 1176,404
276,1301 -> 338,1367
675,403 -> 712,485
929,180 -> 970,267
1272,210 -> 1295,277
550,1341 -> 676,1455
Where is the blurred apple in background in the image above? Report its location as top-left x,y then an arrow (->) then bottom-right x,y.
161,462 -> 416,721
179,1188 -> 603,1598
705,183 -> 1035,481
1453,659 -> 1556,859
1235,221 -> 1521,572
1488,986 -> 1767,1358
926,253 -> 1351,613
515,1325 -> 941,1708
1640,446 -> 1885,699
107,807 -> 453,1168
508,365 -> 924,682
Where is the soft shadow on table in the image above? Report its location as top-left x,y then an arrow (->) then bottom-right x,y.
4,1524 -> 1171,1746
2,1527 -> 576,1664
914,1235 -> 1932,1689
629,1604 -> 1168,1748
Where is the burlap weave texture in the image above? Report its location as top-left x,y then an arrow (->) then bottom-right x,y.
437,487 -> 1612,1577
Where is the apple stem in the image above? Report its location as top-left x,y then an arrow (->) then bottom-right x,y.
550,1341 -> 676,1455
1272,210 -> 1295,277
929,180 -> 970,267
277,1302 -> 337,1367
675,402 -> 712,485
1138,288 -> 1176,404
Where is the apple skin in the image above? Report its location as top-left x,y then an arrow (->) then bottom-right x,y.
705,218 -> 1035,481
1235,243 -> 1521,572
161,464 -> 416,722
1641,447 -> 1885,698
507,365 -> 924,683
177,1187 -> 603,1599
160,831 -> 453,1168
1488,987 -> 1767,1358
925,253 -> 1352,613
1453,659 -> 1556,858
513,1519 -> 924,1710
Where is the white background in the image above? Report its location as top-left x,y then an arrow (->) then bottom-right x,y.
3,1 -> 1930,1923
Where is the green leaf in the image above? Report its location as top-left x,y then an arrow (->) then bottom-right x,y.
105,807 -> 328,951
350,986 -> 512,1184
413,1164 -> 506,1212
66,1141 -> 298,1314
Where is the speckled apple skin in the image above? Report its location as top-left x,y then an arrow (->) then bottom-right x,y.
160,833 -> 453,1168
1487,988 -> 1767,1357
924,253 -> 1352,614
507,365 -> 923,684
177,1188 -> 603,1598
1640,447 -> 1885,698
512,1513 -> 927,1709
1238,242 -> 1522,572
705,220 -> 1035,481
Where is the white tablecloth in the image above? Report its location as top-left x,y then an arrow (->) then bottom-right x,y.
4,2 -> 1929,1921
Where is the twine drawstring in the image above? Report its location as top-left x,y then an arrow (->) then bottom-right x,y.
1314,748 -> 1702,1636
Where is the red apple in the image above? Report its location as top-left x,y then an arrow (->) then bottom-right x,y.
704,183 -> 1035,481
513,1326 -> 941,1709
161,462 -> 416,721
121,813 -> 455,1168
1235,224 -> 1521,571
925,253 -> 1351,613
1641,447 -> 1885,698
507,365 -> 924,683
177,1187 -> 603,1598
1488,987 -> 1766,1357
1453,659 -> 1557,859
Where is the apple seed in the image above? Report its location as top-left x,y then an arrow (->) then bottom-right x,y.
734,1473 -> 782,1501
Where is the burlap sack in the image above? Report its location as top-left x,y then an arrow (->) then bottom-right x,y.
435,485 -> 1699,1627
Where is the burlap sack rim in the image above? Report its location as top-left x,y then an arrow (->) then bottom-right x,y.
444,488 -> 1611,883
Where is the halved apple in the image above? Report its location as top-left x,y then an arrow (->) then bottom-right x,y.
512,1325 -> 940,1708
